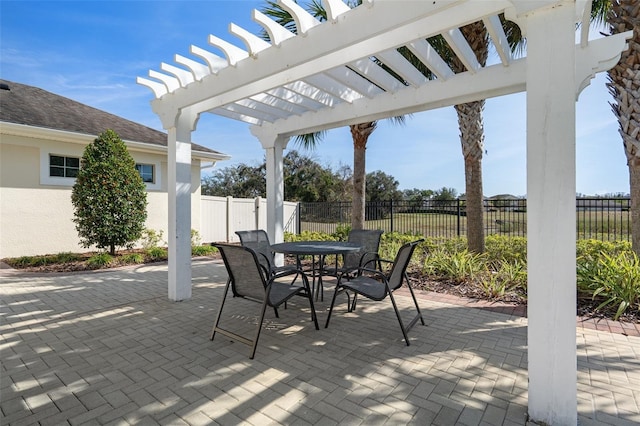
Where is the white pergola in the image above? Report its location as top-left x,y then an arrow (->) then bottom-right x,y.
137,1 -> 631,424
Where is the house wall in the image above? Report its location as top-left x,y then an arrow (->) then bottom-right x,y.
0,133 -> 203,258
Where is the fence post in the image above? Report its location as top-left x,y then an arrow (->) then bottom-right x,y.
255,197 -> 262,230
390,200 -> 394,233
226,196 -> 234,242
457,199 -> 461,237
296,202 -> 301,235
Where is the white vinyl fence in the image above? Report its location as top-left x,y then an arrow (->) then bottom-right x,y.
200,196 -> 299,243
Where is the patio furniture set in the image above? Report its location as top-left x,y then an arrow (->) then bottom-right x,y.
211,229 -> 425,359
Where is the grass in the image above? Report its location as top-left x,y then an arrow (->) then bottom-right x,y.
301,210 -> 631,241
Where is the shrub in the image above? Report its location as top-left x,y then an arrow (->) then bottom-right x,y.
288,230 -> 337,242
5,252 -> 82,268
71,129 -> 148,255
139,229 -> 165,250
192,245 -> 217,256
120,253 -> 145,264
424,249 -> 486,283
86,253 -> 113,269
54,252 -> 82,263
577,250 -> 640,320
576,239 -> 631,260
333,224 -> 351,241
485,235 -> 527,265
146,247 -> 168,261
191,229 -> 202,247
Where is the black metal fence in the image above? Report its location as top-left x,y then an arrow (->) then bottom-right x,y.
297,198 -> 632,241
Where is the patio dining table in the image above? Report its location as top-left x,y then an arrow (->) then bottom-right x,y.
271,241 -> 362,301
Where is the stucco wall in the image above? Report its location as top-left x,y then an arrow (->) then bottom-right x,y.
0,133 -> 203,258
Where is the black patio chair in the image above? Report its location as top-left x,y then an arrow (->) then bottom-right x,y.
324,229 -> 384,278
235,229 -> 298,276
324,239 -> 425,346
211,243 -> 319,359
323,229 -> 383,310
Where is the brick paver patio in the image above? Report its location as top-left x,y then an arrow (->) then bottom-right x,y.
1,259 -> 639,425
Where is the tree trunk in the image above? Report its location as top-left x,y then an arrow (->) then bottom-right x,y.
456,100 -> 486,253
606,0 -> 640,255
350,122 -> 376,230
451,22 -> 488,253
631,158 -> 640,254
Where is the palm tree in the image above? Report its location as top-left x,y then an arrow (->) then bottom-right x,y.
260,0 -> 406,230
596,0 -> 640,255
448,22 -> 489,254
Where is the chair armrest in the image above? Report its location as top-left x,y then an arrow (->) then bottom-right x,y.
341,266 -> 387,283
272,267 -> 307,281
358,251 -> 380,267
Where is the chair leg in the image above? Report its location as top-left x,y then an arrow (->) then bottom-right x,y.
211,278 -> 232,340
405,273 -> 425,326
324,280 -> 343,328
350,293 -> 358,312
388,291 -> 411,346
250,298 -> 270,359
303,277 -> 319,330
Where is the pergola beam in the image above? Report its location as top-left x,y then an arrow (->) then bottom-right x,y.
149,0 -> 514,119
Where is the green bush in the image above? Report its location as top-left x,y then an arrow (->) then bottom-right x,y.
576,239 -> 631,260
191,229 -> 202,247
333,224 -> 351,241
71,129 -> 148,255
485,235 -> 527,265
424,249 -> 486,283
120,253 -> 145,264
6,252 -> 82,268
287,230 -> 338,242
139,229 -> 165,250
86,253 -> 113,269
478,259 -> 528,298
577,250 -> 640,320
146,247 -> 168,261
192,245 -> 217,256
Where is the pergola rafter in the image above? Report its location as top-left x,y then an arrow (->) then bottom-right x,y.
137,1 -> 632,424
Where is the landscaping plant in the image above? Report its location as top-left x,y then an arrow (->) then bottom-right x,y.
71,130 -> 148,255
577,250 -> 640,320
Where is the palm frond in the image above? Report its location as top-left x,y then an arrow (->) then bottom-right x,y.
294,130 -> 327,149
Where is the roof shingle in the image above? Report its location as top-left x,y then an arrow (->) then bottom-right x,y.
0,79 -> 223,156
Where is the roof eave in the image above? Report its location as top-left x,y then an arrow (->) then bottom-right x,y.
0,121 -> 230,162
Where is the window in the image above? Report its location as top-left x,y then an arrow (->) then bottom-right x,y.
49,155 -> 80,178
135,163 -> 154,183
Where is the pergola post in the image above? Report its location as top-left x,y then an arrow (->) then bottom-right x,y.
253,130 -> 289,264
525,2 -> 577,424
167,111 -> 197,301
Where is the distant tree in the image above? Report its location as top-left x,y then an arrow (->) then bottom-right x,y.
71,129 -> 147,255
402,188 -> 434,203
334,163 -> 354,202
284,151 -> 343,202
202,164 -> 265,198
202,151 -> 351,202
366,171 -> 402,202
433,187 -> 458,201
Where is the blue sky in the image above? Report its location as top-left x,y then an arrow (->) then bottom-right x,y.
1,1 -> 630,197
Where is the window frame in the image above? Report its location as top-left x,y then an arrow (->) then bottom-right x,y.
40,149 -> 161,190
135,163 -> 155,184
40,151 -> 81,186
